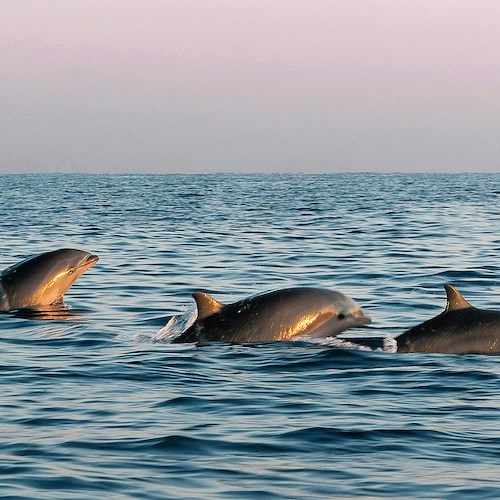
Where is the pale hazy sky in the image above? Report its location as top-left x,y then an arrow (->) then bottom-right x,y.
1,0 -> 499,173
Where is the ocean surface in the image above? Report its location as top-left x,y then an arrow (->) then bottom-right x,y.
0,172 -> 498,498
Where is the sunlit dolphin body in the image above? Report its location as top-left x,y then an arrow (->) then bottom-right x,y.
173,287 -> 371,343
0,249 -> 99,312
396,284 -> 500,354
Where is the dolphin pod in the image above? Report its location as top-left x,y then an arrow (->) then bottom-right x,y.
173,284 -> 498,351
1,250 -> 498,354
396,284 -> 500,354
173,287 -> 371,343
0,249 -> 98,312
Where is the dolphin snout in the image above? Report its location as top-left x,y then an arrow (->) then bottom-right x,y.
86,254 -> 99,265
79,253 -> 99,269
357,315 -> 372,326
351,308 -> 371,326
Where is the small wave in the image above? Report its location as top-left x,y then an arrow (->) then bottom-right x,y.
117,308 -> 197,343
63,433 -> 292,456
298,335 -> 398,353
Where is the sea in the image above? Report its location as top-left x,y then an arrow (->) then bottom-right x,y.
0,172 -> 498,498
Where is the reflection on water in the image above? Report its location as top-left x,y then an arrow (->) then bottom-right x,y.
11,305 -> 85,321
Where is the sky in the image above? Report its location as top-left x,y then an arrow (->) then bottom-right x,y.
1,0 -> 500,173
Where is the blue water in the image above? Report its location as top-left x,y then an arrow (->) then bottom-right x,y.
0,173 -> 498,498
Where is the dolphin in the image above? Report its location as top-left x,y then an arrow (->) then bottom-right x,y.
173,287 -> 371,343
0,248 -> 99,312
396,284 -> 500,354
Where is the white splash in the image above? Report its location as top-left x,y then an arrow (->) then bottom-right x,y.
151,308 -> 197,343
295,335 -> 398,353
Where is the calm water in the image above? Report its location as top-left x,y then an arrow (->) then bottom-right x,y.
0,173 -> 498,498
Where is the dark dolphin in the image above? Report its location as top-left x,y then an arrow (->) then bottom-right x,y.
173,287 -> 371,343
0,249 -> 99,313
396,284 -> 500,354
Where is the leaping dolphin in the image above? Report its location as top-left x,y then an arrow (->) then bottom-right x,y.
0,248 -> 99,312
173,287 -> 371,343
396,284 -> 500,354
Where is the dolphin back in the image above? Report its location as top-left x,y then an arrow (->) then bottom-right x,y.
175,287 -> 370,343
397,285 -> 500,354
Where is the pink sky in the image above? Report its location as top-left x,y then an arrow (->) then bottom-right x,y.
1,0 -> 500,172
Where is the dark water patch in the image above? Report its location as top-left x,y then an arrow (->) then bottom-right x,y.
62,433 -> 294,456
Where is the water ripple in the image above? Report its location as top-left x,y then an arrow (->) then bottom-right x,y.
0,173 -> 498,498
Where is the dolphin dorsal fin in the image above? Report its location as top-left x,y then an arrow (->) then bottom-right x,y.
444,284 -> 472,312
192,292 -> 225,320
